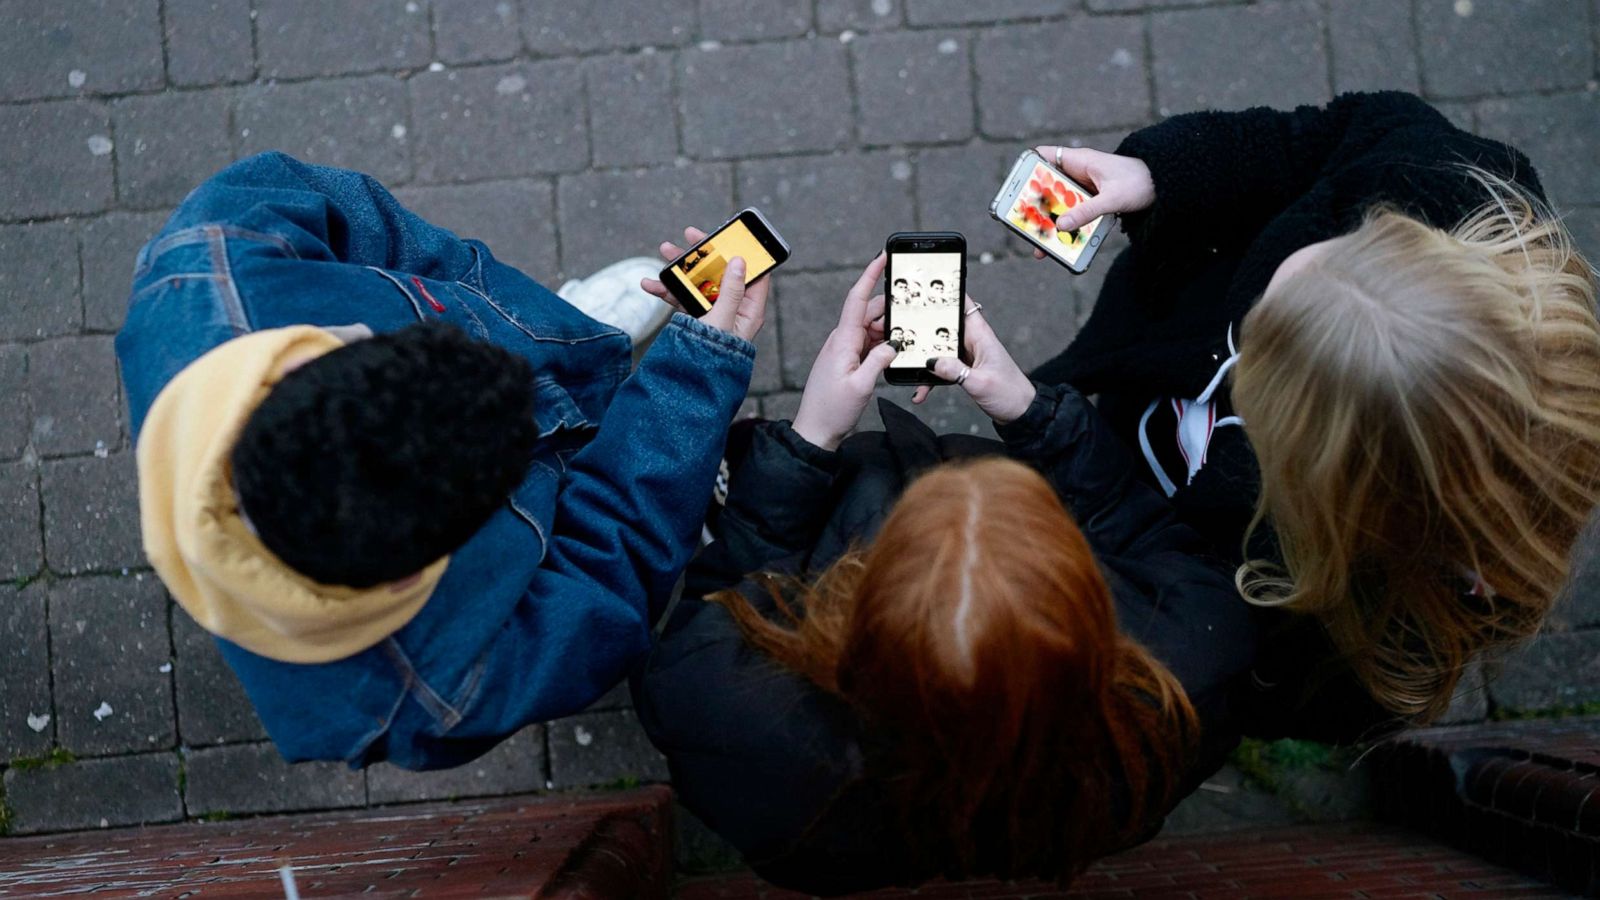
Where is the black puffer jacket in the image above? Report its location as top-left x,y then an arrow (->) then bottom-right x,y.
1032,91 -> 1545,744
632,392 -> 1256,896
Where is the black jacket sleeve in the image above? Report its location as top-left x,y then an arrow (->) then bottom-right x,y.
997,381 -> 1196,561
681,421 -> 842,602
1114,91 -> 1459,260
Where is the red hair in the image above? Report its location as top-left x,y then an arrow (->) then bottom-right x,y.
713,458 -> 1196,882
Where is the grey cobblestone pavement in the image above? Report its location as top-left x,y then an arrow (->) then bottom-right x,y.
0,0 -> 1598,837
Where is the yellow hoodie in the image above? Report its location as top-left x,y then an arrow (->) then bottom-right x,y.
136,326 -> 448,664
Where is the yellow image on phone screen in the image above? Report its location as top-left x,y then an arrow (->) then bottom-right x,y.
1006,161 -> 1104,268
665,220 -> 777,313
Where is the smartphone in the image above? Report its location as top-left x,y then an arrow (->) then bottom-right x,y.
990,150 -> 1109,273
884,232 -> 966,386
661,208 -> 790,316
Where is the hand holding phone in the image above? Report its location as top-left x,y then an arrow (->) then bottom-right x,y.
914,298 -> 1036,425
641,225 -> 771,343
991,148 -> 1149,272
884,232 -> 967,385
791,252 -> 898,451
651,208 -> 789,317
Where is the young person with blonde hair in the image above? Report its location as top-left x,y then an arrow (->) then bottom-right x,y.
635,252 -> 1255,895
1030,91 -> 1600,739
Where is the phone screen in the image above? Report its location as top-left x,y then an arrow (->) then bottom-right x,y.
664,216 -> 778,313
1005,160 -> 1105,269
887,251 -> 963,371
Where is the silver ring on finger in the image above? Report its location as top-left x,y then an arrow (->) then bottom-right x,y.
955,365 -> 971,386
1055,146 -> 1064,169
965,302 -> 983,317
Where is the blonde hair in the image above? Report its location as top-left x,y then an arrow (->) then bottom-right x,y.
1232,170 -> 1600,722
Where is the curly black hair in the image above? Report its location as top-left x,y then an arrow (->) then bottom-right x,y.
231,321 -> 540,588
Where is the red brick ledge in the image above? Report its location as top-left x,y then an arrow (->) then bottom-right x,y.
0,785 -> 673,898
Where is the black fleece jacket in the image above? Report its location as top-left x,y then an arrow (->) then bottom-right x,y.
632,394 -> 1255,896
1031,91 -> 1544,744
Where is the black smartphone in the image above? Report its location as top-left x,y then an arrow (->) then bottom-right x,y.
884,231 -> 967,386
660,208 -> 790,316
989,149 -> 1109,273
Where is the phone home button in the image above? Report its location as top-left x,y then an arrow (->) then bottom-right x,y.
1089,234 -> 1102,247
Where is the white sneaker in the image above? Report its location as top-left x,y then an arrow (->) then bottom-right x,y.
558,257 -> 674,347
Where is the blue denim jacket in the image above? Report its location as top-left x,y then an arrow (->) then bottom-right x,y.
117,152 -> 756,770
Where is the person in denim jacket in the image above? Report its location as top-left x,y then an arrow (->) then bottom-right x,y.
117,152 -> 763,771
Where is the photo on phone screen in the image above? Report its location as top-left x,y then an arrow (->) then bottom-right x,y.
662,210 -> 786,315
887,250 -> 963,375
1003,159 -> 1106,270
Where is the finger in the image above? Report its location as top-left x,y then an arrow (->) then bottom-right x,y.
863,294 -> 885,326
1055,196 -> 1113,234
928,356 -> 967,385
851,342 -> 897,387
838,251 -> 887,329
702,256 -> 747,333
659,240 -> 686,263
912,385 -> 932,404
734,261 -> 769,343
1035,145 -> 1100,187
640,277 -> 669,299
1032,248 -> 1047,260
683,226 -> 709,245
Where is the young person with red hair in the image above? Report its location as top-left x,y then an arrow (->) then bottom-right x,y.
633,250 -> 1256,895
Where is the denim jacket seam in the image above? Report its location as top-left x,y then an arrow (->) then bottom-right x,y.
207,226 -> 252,335
138,224 -> 300,277
367,267 -> 427,320
444,654 -> 491,729
667,315 -> 756,359
380,637 -> 463,730
506,495 -> 552,565
342,678 -> 411,767
456,277 -> 626,347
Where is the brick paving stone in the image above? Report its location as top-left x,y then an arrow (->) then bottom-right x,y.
736,151 -> 915,271
750,306 -> 785,394
678,41 -> 852,159
853,31 -> 975,146
111,91 -> 235,210
164,0 -> 255,87
184,741 -> 367,815
0,222 -> 81,340
0,0 -> 163,102
171,610 -> 267,745
1417,0 -> 1593,98
3,752 -> 181,834
817,0 -> 903,31
583,52 -> 680,170
1086,0 -> 1213,9
776,268 -> 860,388
547,709 -> 669,788
1567,205 -> 1600,262
700,0 -> 813,40
1327,0 -> 1421,95
256,0 -> 432,79
0,345 -> 25,460
410,61 -> 588,183
967,255 -> 1078,372
26,336 -> 120,458
433,0 -> 524,64
1476,91 -> 1600,208
761,390 -> 804,421
974,19 -> 1149,138
0,462 -> 42,581
555,162 -> 734,277
392,179 -> 560,282
49,575 -> 174,755
917,141 -> 1027,259
1151,1 -> 1331,116
904,0 -> 1069,26
1440,659 -> 1489,724
1488,630 -> 1600,712
0,101 -> 115,220
0,581 -> 52,758
367,726 -> 545,803
520,0 -> 697,54
585,681 -> 634,713
79,211 -> 168,333
40,452 -> 144,575
237,77 -> 413,185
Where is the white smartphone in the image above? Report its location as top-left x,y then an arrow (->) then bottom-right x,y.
989,149 -> 1111,274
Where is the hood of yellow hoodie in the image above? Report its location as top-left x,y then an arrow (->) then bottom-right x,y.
136,326 -> 448,665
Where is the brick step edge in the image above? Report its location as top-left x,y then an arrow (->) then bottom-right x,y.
1369,716 -> 1600,895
